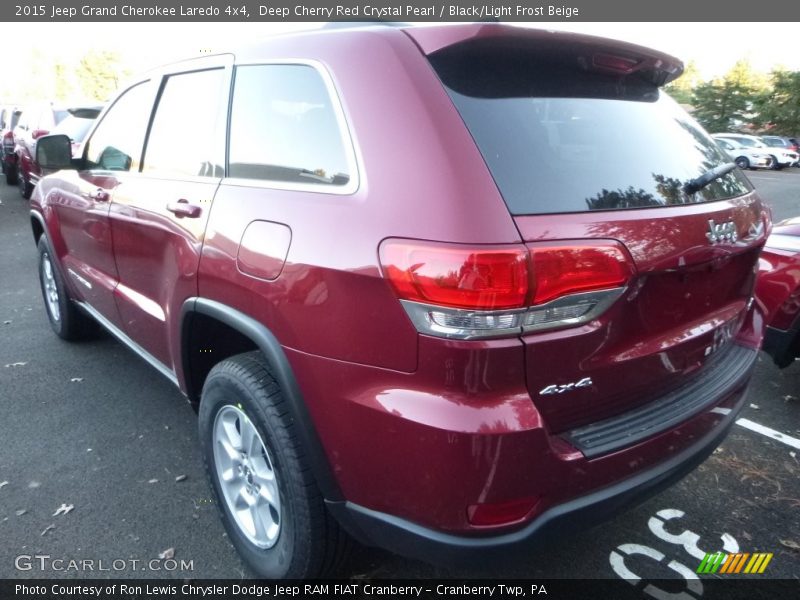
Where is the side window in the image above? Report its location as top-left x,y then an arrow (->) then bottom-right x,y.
143,68 -> 226,178
229,64 -> 352,187
85,82 -> 156,172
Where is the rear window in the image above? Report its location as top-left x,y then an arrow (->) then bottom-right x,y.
762,137 -> 786,147
53,110 -> 69,126
53,115 -> 96,143
430,43 -> 751,215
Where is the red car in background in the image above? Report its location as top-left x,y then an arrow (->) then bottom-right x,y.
12,103 -> 69,197
757,218 -> 800,367
0,104 -> 22,183
22,106 -> 102,196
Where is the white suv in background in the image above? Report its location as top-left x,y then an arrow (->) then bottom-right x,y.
714,133 -> 798,170
712,136 -> 773,170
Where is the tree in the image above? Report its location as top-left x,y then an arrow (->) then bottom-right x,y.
665,60 -> 701,105
53,61 -> 73,101
691,80 -> 750,132
690,60 -> 764,132
753,69 -> 800,134
76,50 -> 129,101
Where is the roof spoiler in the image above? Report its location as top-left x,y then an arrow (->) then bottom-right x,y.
404,24 -> 684,87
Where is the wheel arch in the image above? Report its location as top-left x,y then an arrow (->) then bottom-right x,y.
30,209 -> 46,245
180,297 -> 343,501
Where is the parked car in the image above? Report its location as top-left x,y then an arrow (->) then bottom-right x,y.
760,135 -> 800,166
26,106 -> 102,189
31,24 -> 770,578
715,133 -> 799,170
13,103 -> 72,198
0,104 -> 22,183
713,136 -> 773,170
757,217 -> 800,367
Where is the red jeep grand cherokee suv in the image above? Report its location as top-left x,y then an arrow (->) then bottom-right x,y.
31,24 -> 769,578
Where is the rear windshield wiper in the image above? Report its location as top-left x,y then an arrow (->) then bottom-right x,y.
683,162 -> 737,195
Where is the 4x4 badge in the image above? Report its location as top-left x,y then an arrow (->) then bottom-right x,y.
540,377 -> 593,395
707,219 -> 738,244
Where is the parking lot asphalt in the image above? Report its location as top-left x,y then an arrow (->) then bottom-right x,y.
1,171 -> 799,590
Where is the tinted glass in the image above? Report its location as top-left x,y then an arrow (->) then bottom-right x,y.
762,137 -> 787,147
85,82 -> 156,171
143,68 -> 226,178
716,140 -> 735,151
431,46 -> 751,214
52,110 -> 69,127
53,115 -> 97,143
229,64 -> 350,186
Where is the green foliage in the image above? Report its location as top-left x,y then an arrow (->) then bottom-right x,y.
76,50 -> 129,102
754,69 -> 800,134
691,80 -> 753,132
665,60 -> 701,105
689,60 -> 765,132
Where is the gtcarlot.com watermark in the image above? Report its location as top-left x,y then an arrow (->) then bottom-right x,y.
15,554 -> 194,573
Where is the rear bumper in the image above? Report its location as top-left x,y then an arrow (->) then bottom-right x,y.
328,384 -> 749,567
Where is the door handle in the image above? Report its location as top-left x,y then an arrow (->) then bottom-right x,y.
89,189 -> 110,202
166,199 -> 202,219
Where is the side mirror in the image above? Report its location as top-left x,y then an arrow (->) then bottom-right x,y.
36,134 -> 73,171
32,129 -> 50,140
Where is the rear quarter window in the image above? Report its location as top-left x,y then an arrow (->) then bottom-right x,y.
228,64 -> 354,189
429,43 -> 751,215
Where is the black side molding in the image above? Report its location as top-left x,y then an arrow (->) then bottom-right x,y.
181,297 -> 343,502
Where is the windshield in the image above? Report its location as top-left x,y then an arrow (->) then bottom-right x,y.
430,46 -> 751,214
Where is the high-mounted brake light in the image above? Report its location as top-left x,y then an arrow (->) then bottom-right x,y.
380,239 -> 635,340
592,53 -> 640,74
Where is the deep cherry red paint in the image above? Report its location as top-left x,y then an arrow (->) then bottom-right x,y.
30,24 -> 770,542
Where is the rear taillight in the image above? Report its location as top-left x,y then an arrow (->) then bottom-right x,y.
379,241 -> 530,310
530,243 -> 635,305
380,239 -> 635,339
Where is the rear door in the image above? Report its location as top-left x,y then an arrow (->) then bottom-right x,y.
109,59 -> 231,369
425,31 -> 769,433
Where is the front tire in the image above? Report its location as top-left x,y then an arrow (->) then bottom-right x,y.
37,237 -> 95,340
770,156 -> 784,171
735,156 -> 749,170
198,352 -> 350,578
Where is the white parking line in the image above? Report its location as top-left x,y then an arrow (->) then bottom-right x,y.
735,418 -> 800,450
711,407 -> 800,449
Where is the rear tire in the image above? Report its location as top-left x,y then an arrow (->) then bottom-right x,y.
198,352 -> 351,578
770,156 -> 784,171
18,166 -> 31,199
37,237 -> 95,340
5,163 -> 16,185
